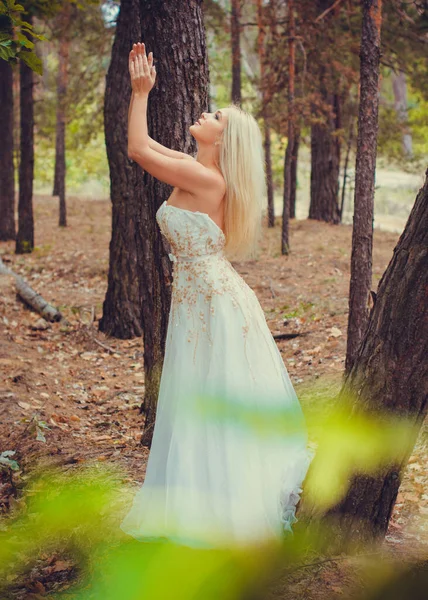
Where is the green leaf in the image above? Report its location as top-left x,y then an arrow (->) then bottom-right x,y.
17,31 -> 33,48
22,29 -> 48,42
0,42 -> 14,60
19,49 -> 42,75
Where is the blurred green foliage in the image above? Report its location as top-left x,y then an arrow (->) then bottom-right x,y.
0,383 -> 425,599
0,0 -> 48,71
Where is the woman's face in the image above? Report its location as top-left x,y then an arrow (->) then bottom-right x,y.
190,109 -> 228,145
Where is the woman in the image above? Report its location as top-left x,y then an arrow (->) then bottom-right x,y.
120,42 -> 312,549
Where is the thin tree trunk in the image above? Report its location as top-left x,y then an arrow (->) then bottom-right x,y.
53,4 -> 71,227
289,128 -> 300,219
282,0 -> 295,254
327,168 -> 428,546
231,0 -> 241,105
100,0 -> 209,448
345,0 -> 382,374
16,13 -> 35,255
257,0 -> 274,228
0,59 -> 16,241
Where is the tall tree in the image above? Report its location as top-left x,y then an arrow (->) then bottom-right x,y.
308,62 -> 341,224
345,0 -> 382,373
256,0 -> 274,228
15,12 -> 35,254
289,128 -> 299,219
52,2 -> 72,227
100,0 -> 210,448
230,0 -> 241,105
0,59 -> 16,241
327,169 -> 428,545
281,0 -> 295,254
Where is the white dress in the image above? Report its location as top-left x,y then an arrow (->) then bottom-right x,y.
120,200 -> 312,548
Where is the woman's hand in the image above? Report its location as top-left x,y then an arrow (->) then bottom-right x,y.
129,42 -> 156,96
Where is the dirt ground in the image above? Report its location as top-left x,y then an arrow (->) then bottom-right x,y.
0,194 -> 426,599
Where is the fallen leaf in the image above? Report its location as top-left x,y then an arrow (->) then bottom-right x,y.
18,401 -> 31,410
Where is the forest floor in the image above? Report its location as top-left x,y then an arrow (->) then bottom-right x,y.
0,194 -> 426,599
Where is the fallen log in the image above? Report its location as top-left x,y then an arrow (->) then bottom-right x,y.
0,257 -> 63,322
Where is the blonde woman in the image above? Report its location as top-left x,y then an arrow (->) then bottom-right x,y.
120,42 -> 312,549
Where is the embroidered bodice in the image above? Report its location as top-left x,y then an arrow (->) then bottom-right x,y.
156,201 -> 226,263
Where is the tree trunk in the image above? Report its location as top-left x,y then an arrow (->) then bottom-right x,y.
308,92 -> 341,224
264,120 -> 274,226
281,0 -> 295,254
345,0 -> 382,373
327,168 -> 428,546
257,0 -> 274,228
289,128 -> 300,219
16,14 -> 35,255
231,0 -> 241,105
0,59 -> 16,241
53,3 -> 71,227
308,1 -> 341,224
99,0 -> 209,448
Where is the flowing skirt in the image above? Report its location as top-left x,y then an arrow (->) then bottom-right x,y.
120,258 -> 312,548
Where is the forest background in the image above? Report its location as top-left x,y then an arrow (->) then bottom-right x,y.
0,0 -> 427,599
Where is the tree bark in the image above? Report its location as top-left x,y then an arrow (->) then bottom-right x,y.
327,168 -> 428,545
0,59 -> 16,241
99,0 -> 209,448
345,0 -> 382,373
282,0 -> 295,254
257,0 -> 274,228
16,13 -> 35,255
53,3 -> 71,227
307,1 -> 341,224
289,128 -> 300,219
231,0 -> 241,105
308,86 -> 341,224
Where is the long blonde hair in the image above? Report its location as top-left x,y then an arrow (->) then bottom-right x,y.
215,104 -> 266,261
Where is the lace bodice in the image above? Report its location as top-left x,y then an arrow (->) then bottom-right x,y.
156,201 -> 226,263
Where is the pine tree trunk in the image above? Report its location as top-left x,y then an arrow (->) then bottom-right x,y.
308,96 -> 341,223
257,0 -> 274,228
282,0 -> 295,254
264,120 -> 274,226
0,59 -> 16,241
53,4 -> 71,227
308,1 -> 341,224
327,168 -> 428,546
99,0 -> 209,448
16,15 -> 35,255
289,128 -> 300,219
345,0 -> 382,373
231,0 -> 241,105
